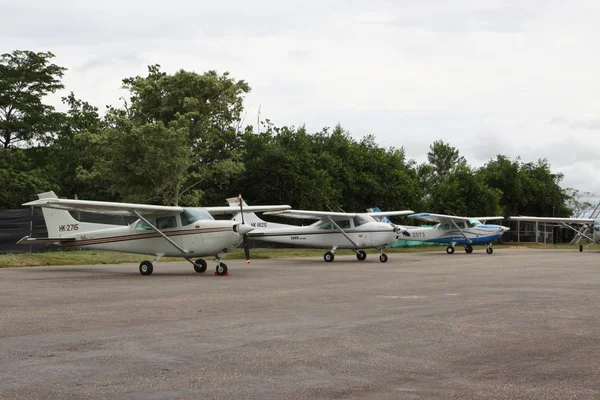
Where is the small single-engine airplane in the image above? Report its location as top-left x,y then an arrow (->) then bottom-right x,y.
19,192 -> 290,276
400,213 -> 509,254
230,199 -> 414,263
509,216 -> 600,252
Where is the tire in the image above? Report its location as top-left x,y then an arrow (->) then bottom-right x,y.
446,246 -> 455,254
216,262 -> 228,276
194,259 -> 207,273
580,245 -> 583,252
486,247 -> 493,255
465,245 -> 473,254
324,251 -> 335,262
379,253 -> 388,263
356,250 -> 367,261
139,260 -> 153,276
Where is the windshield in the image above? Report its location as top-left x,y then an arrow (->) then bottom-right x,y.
353,215 -> 375,226
467,219 -> 481,228
181,208 -> 214,226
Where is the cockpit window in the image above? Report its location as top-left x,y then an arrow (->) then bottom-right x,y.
135,218 -> 155,231
180,208 -> 214,226
353,215 -> 374,227
595,225 -> 600,232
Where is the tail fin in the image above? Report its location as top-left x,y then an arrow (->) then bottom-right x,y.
367,207 -> 392,223
33,191 -> 116,237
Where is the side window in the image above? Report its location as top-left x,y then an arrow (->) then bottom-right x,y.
315,221 -> 332,230
180,212 -> 191,227
135,218 -> 155,231
336,219 -> 351,229
456,222 -> 466,229
437,224 -> 450,230
156,216 -> 177,229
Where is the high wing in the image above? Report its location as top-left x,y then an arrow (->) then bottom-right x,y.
509,216 -> 595,224
265,209 -> 415,220
205,205 -> 291,215
263,210 -> 358,220
472,216 -> 505,222
23,192 -> 182,216
408,213 -> 503,224
366,211 -> 414,218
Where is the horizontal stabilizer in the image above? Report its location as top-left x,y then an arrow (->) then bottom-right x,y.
17,236 -> 76,245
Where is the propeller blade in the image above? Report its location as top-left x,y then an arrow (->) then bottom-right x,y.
243,235 -> 250,263
239,194 -> 245,225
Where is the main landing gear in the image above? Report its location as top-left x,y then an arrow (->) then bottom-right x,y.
323,248 -> 388,263
193,259 -> 207,273
139,260 -> 154,275
356,250 -> 367,261
464,245 -> 473,254
446,246 -> 455,254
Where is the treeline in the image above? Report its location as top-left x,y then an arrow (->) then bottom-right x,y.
0,50 -> 586,217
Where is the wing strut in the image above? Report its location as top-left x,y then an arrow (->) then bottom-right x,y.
560,222 -> 595,242
134,211 -> 189,254
450,220 -> 473,244
327,217 -> 359,248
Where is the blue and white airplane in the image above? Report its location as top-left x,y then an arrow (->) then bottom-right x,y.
400,213 -> 509,254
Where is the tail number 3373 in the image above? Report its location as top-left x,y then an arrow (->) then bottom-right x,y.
59,224 -> 79,232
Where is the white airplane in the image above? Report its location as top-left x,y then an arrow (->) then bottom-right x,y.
18,192 -> 290,276
399,213 -> 509,254
230,199 -> 414,263
509,216 -> 599,252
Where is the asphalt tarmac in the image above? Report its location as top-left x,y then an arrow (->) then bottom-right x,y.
0,249 -> 599,399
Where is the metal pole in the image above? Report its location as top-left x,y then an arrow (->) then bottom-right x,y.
29,206 -> 33,253
517,221 -> 520,242
535,221 -> 539,244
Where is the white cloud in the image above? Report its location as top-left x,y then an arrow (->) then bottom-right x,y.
3,0 -> 600,198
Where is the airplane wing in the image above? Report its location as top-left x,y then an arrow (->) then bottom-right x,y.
23,195 -> 182,216
408,213 -> 476,223
204,205 -> 291,215
264,210 -> 360,220
366,210 -> 414,218
509,216 -> 595,224
473,216 -> 505,222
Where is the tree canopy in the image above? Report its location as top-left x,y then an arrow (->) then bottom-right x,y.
0,49 -> 585,222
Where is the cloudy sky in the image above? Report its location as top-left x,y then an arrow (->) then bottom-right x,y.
3,0 -> 600,197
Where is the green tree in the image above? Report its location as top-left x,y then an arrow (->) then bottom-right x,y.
0,148 -> 56,208
92,119 -> 193,205
0,50 -> 66,148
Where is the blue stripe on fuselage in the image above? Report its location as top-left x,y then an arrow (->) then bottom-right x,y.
426,234 -> 502,245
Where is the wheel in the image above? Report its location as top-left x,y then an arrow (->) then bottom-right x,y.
139,260 -> 153,276
324,251 -> 335,262
216,262 -> 228,276
379,253 -> 388,263
580,245 -> 583,252
356,250 -> 367,261
464,245 -> 473,254
446,246 -> 455,254
194,259 -> 207,273
486,247 -> 493,254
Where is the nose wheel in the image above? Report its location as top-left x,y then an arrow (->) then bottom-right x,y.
139,260 -> 154,276
379,253 -> 388,263
216,262 -> 228,276
486,247 -> 494,254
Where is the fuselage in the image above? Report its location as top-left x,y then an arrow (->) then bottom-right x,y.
401,220 -> 509,245
248,216 -> 401,250
55,208 -> 244,257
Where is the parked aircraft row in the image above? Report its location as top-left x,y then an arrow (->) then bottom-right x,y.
24,191 -> 598,277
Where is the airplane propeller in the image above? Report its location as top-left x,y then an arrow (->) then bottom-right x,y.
238,194 -> 251,263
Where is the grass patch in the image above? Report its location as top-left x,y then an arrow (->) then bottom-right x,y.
0,242 -> 592,268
